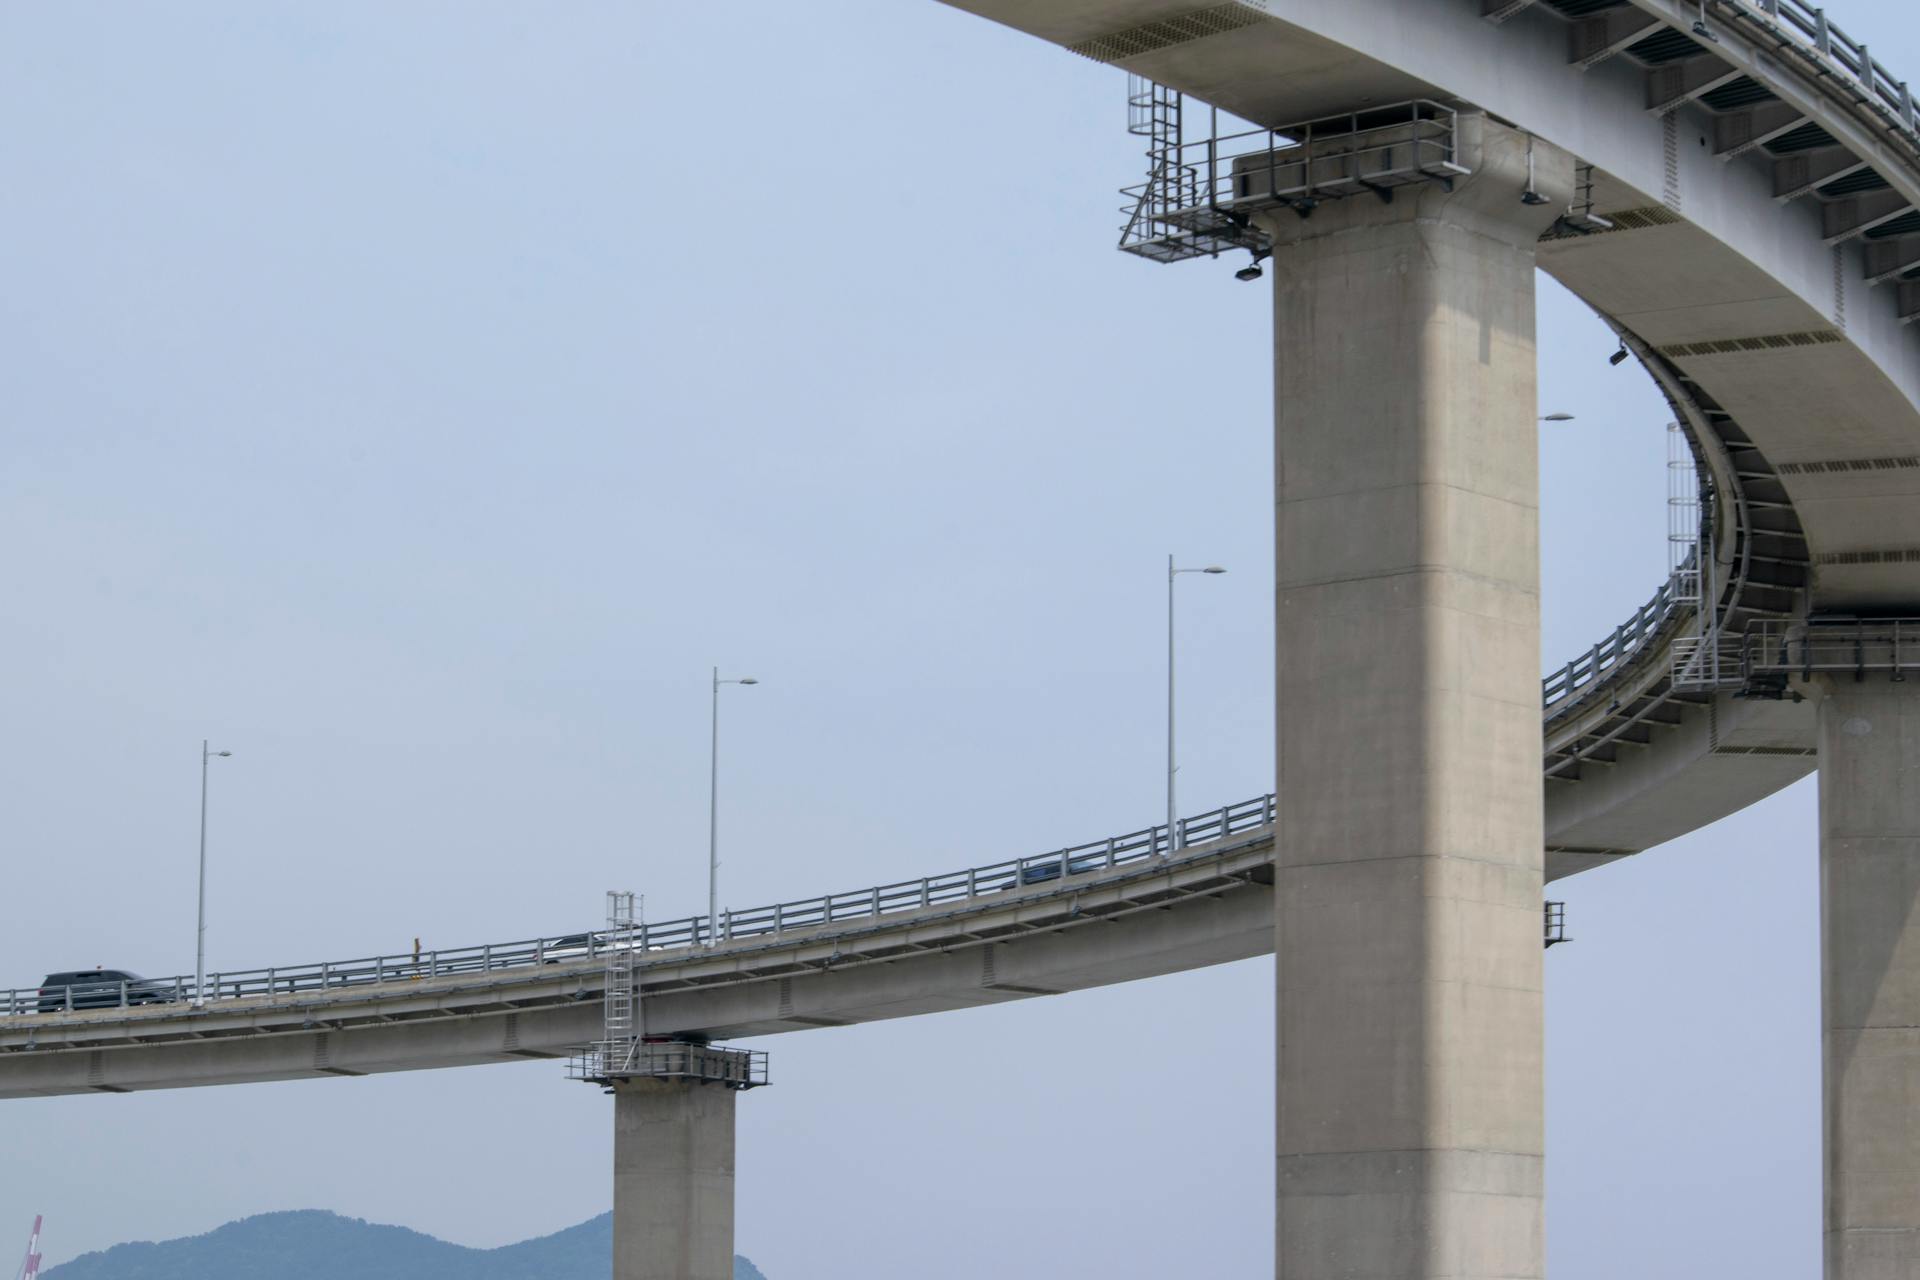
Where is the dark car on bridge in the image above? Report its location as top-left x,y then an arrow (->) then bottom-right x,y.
1014,853 -> 1107,886
36,969 -> 178,1013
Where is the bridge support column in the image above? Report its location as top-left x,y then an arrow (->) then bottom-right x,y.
595,1042 -> 766,1280
1820,679 -> 1920,1278
1259,118 -> 1569,1279
614,1078 -> 736,1280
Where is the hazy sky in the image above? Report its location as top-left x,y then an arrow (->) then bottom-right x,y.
2,3 -> 1911,1277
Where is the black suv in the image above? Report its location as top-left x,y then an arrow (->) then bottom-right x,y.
37,969 -> 178,1013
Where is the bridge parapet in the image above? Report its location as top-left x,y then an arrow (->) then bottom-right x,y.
0,796 -> 1281,1020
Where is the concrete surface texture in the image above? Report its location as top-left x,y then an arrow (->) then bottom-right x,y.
1263,120 -> 1570,1278
614,1078 -> 738,1280
1820,679 -> 1920,1279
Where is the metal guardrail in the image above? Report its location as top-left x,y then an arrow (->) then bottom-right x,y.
1736,616 -> 1920,682
1720,0 -> 1920,148
1542,580 -> 1682,711
0,794 -> 1280,1020
1119,100 -> 1469,262
1,587 -> 1712,1022
1544,901 -> 1570,948
570,1040 -> 768,1090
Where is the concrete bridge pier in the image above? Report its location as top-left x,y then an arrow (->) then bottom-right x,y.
600,1041 -> 765,1280
1258,117 -> 1570,1279
1820,679 -> 1920,1278
614,1078 -> 737,1280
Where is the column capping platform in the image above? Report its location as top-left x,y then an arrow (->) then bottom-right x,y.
570,1039 -> 769,1093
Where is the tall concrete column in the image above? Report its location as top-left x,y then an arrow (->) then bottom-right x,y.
1262,118 -> 1568,1279
613,1077 -> 737,1280
1820,679 -> 1920,1278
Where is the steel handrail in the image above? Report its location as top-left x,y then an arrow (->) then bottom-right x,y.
1541,580 -> 1683,711
3,595 -> 1723,1020
1118,100 -> 1465,253
0,793 -> 1280,1019
1722,0 -> 1920,145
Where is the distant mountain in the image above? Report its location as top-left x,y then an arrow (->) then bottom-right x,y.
41,1210 -> 769,1280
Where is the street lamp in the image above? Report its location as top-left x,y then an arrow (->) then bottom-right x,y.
1540,413 -> 1576,422
1168,557 -> 1226,853
709,669 -> 758,946
195,740 -> 233,1007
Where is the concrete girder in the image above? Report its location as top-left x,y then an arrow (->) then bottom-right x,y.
1864,236 -> 1920,287
1715,99 -> 1813,160
1482,0 -> 1539,25
1623,0 -> 1920,215
1824,189 -> 1919,244
1900,281 -> 1920,325
1647,53 -> 1746,114
1569,8 -> 1664,71
1776,146 -> 1875,202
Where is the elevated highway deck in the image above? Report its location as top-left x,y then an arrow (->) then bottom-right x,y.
14,3 -> 1920,1275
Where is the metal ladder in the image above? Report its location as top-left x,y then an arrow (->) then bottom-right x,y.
1667,422 -> 1722,686
1126,75 -> 1192,231
603,891 -> 642,1073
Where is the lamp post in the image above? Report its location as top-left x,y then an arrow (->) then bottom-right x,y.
196,739 -> 233,1007
709,669 -> 758,946
1168,557 -> 1225,853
